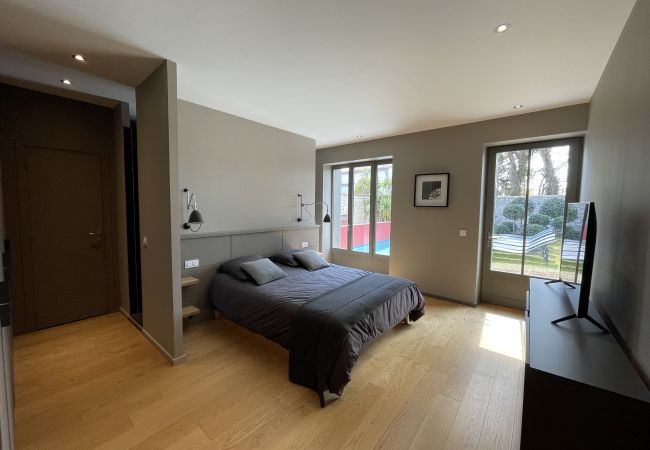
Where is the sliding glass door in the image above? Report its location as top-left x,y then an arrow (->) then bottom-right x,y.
352,165 -> 372,253
375,163 -> 393,255
332,167 -> 349,250
481,138 -> 582,307
332,160 -> 392,256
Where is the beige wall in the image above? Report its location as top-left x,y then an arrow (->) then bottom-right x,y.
582,0 -> 650,379
136,61 -> 184,363
317,104 -> 589,304
178,100 -> 316,235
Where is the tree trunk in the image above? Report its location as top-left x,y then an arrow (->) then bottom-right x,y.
540,149 -> 560,195
506,152 -> 528,196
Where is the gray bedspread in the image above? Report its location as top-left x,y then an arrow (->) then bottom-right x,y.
289,272 -> 424,399
209,263 -> 425,401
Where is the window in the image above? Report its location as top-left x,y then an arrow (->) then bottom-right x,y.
331,160 -> 392,255
375,163 -> 392,255
352,165 -> 372,253
486,140 -> 580,279
332,167 -> 349,250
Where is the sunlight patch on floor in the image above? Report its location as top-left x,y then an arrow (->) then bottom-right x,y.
479,312 -> 524,361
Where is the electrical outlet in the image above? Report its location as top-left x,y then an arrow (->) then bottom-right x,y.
184,259 -> 199,269
459,229 -> 467,237
301,241 -> 309,248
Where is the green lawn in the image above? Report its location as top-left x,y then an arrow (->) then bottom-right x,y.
490,239 -> 568,278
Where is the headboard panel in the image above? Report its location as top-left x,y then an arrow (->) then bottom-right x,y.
282,228 -> 319,251
181,235 -> 230,267
231,231 -> 283,258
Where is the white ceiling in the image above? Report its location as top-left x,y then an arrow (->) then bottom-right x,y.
0,0 -> 636,148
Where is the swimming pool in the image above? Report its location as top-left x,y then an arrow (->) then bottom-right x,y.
352,239 -> 390,255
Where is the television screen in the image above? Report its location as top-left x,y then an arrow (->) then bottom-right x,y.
559,202 -> 589,284
552,202 -> 607,331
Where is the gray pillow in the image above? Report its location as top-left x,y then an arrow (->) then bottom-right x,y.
218,255 -> 262,281
269,249 -> 301,267
239,258 -> 287,285
293,250 -> 329,271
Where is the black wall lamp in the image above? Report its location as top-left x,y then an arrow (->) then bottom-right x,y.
183,188 -> 204,232
297,193 -> 331,223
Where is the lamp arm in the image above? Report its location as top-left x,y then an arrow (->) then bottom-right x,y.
301,200 -> 329,214
297,194 -> 329,222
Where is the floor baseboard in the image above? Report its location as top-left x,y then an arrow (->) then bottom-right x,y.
119,306 -> 187,366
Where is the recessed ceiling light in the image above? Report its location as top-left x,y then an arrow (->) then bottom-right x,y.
494,23 -> 511,33
356,135 -> 363,138
513,104 -> 524,109
61,79 -> 73,85
72,54 -> 86,62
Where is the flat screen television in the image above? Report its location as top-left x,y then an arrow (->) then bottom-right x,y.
546,202 -> 608,333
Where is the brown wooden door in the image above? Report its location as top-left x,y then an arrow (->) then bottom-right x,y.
19,146 -> 108,328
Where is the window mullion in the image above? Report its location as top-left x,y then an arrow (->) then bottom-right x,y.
520,149 -> 532,275
347,165 -> 353,253
368,161 -> 377,256
330,167 -> 336,251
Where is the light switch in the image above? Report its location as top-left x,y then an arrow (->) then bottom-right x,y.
301,241 -> 309,248
142,236 -> 149,248
185,259 -> 199,269
459,229 -> 467,237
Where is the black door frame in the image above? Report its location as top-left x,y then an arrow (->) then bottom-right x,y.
123,121 -> 142,320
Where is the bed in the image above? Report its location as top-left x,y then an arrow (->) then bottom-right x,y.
209,260 -> 425,406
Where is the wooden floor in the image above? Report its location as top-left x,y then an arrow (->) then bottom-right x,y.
14,298 -> 525,449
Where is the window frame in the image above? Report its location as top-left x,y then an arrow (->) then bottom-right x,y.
330,159 -> 393,257
484,137 -> 583,277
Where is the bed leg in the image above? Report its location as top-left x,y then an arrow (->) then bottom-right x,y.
319,390 -> 325,408
213,310 -> 221,320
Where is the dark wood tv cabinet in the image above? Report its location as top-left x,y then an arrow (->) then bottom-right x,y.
521,278 -> 650,450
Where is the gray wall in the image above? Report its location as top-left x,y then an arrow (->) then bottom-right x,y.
178,100 -> 316,234
136,61 -> 184,363
581,0 -> 650,379
317,104 -> 589,304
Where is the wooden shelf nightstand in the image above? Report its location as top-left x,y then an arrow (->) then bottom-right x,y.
182,305 -> 200,319
181,276 -> 199,287
181,277 -> 200,321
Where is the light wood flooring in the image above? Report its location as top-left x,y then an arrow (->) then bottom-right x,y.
14,298 -> 525,449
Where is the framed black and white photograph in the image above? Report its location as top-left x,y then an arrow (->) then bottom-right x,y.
414,173 -> 449,207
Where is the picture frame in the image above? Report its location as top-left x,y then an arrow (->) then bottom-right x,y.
414,172 -> 449,207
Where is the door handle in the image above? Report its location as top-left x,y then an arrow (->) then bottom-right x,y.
89,231 -> 104,239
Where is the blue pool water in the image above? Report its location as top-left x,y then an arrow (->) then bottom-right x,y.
352,239 -> 391,255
